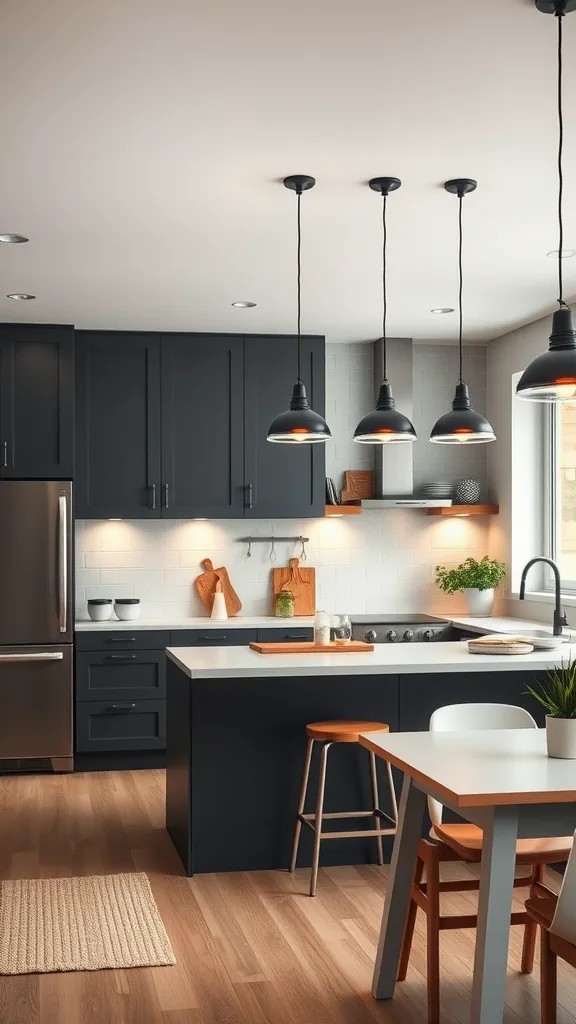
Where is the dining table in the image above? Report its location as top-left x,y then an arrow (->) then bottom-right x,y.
358,727 -> 576,1024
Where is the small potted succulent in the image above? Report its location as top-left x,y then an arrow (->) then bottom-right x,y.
526,658 -> 576,759
435,556 -> 506,616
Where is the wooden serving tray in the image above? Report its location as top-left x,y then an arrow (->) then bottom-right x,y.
250,641 -> 375,655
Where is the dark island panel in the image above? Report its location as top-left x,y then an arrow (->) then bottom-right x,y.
166,663 -> 553,876
166,659 -> 399,874
399,671 -> 548,731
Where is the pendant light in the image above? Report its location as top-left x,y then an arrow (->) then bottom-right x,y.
354,178 -> 417,444
517,0 -> 576,401
267,175 -> 331,444
430,179 -> 496,444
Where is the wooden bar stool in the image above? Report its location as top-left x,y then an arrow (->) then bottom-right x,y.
289,720 -> 398,896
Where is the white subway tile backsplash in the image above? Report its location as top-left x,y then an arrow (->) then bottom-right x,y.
75,342 -> 489,620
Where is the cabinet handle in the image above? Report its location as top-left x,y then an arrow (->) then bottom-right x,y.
286,634 -> 308,639
108,637 -> 136,642
107,654 -> 137,660
163,484 -> 169,509
2,441 -> 7,468
109,703 -> 136,711
245,483 -> 253,509
150,484 -> 157,510
200,635 -> 228,641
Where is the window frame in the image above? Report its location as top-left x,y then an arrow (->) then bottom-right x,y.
545,402 -> 576,593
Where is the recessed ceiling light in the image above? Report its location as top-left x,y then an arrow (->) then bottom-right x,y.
231,300 -> 257,308
547,249 -> 576,258
0,233 -> 29,244
7,293 -> 36,300
430,307 -> 455,314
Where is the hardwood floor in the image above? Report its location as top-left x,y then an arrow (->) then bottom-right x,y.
0,769 -> 575,1024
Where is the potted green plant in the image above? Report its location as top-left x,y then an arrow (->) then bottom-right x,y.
526,658 -> 576,759
435,556 -> 506,617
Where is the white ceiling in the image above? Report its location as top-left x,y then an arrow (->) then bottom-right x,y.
0,0 -> 575,343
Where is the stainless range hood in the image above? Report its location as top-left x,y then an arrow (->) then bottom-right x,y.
361,338 -> 452,509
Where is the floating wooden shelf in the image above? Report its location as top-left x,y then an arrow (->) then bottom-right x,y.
324,504 -> 363,517
427,504 -> 499,517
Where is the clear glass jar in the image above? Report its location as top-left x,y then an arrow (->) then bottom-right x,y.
275,589 -> 295,617
314,610 -> 331,645
332,613 -> 352,644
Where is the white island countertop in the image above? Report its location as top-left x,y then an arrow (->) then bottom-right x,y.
166,640 -> 576,680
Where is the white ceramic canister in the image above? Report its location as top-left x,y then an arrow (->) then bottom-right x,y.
114,599 -> 141,621
87,599 -> 113,622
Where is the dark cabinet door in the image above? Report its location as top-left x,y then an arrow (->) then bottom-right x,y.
161,334 -> 244,518
243,336 -> 326,519
75,331 -> 161,518
76,650 -> 166,702
0,323 -> 74,479
76,699 -> 166,752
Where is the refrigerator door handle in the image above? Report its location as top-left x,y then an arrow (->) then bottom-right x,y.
58,493 -> 68,634
0,652 -> 64,662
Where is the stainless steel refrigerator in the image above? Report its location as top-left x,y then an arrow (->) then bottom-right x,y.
0,481 -> 73,771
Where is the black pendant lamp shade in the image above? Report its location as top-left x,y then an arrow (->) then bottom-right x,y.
267,175 -> 331,444
354,178 -> 417,444
430,179 -> 496,444
517,1 -> 576,401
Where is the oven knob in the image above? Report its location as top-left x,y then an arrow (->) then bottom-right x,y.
364,630 -> 378,643
386,630 -> 397,642
422,628 -> 435,641
403,629 -> 415,642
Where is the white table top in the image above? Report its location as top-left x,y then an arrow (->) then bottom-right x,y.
166,640 -> 575,679
359,728 -> 576,807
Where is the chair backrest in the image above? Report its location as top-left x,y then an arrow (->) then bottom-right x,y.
428,703 -> 537,827
552,830 -> 576,945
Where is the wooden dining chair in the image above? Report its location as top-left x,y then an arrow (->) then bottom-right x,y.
397,702 -> 573,1024
526,828 -> 576,1024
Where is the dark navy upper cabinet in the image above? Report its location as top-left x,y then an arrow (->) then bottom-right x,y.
75,331 -> 326,520
244,336 -> 326,519
0,323 -> 74,480
75,331 -> 161,518
161,335 -> 245,519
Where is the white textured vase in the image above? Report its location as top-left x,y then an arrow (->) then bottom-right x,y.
546,716 -> 576,759
463,587 -> 494,617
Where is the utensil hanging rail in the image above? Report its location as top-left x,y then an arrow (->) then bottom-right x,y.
238,536 -> 310,544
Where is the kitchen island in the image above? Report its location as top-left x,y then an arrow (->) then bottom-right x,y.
165,641 -> 574,875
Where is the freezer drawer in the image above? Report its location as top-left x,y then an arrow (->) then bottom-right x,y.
0,645 -> 73,759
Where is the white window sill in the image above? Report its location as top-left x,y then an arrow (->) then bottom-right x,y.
510,590 -> 576,607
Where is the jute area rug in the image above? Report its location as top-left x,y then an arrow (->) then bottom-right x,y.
0,871 -> 176,975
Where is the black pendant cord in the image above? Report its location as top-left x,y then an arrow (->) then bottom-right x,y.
458,194 -> 464,383
381,194 -> 388,382
296,190 -> 302,383
557,7 -> 568,308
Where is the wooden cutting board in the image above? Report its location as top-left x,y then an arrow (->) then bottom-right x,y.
272,558 -> 316,616
250,641 -> 374,654
194,559 -> 242,617
195,559 -> 220,613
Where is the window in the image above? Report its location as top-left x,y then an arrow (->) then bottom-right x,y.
547,402 -> 576,590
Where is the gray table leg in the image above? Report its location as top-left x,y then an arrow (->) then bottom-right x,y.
372,774 -> 427,999
470,804 -> 519,1024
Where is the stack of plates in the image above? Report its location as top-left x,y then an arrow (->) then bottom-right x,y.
420,482 -> 453,499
